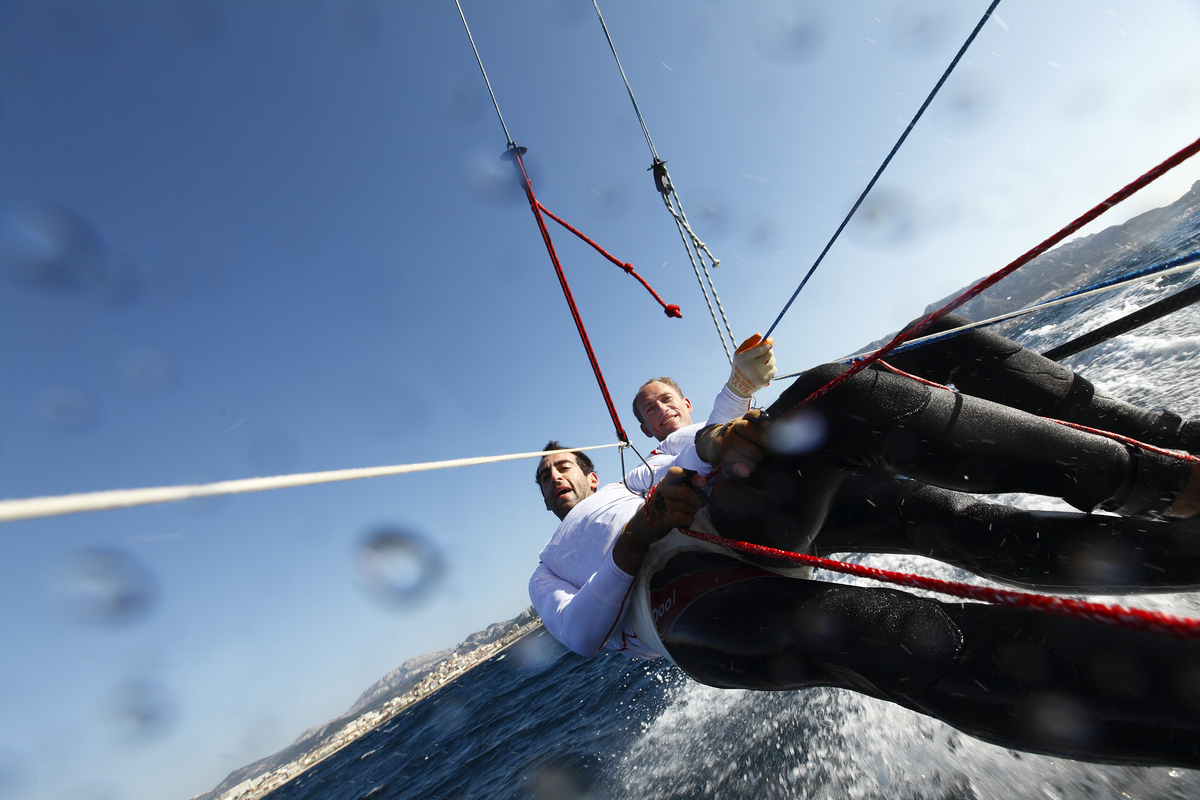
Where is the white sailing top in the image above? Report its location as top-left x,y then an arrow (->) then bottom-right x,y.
528,386 -> 749,659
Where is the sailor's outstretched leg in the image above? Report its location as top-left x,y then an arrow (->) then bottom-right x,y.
652,551 -> 1200,770
710,362 -> 1199,553
885,313 -> 1200,454
815,475 -> 1200,593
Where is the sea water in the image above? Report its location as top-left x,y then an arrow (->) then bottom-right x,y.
267,628 -> 1200,799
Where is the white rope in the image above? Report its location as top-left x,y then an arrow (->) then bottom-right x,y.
661,190 -> 735,363
0,444 -> 623,524
774,261 -> 1200,380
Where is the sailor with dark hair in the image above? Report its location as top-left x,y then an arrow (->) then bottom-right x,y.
530,317 -> 1200,768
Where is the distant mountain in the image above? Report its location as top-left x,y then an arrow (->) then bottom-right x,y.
192,606 -> 541,800
859,178 -> 1200,354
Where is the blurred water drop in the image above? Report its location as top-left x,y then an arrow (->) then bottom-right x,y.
521,762 -> 596,800
847,187 -> 919,248
60,548 -> 159,626
438,76 -> 484,125
341,0 -> 382,49
889,2 -> 951,59
246,429 -> 301,475
32,384 -> 102,435
742,213 -> 780,253
461,148 -> 526,207
686,188 -> 734,239
767,409 -> 827,455
2,200 -> 105,294
585,179 -> 630,220
106,678 -> 178,745
508,628 -> 563,674
170,0 -> 225,45
1,200 -> 142,306
353,528 -> 445,609
119,346 -> 178,393
753,2 -> 826,64
1027,693 -> 1096,748
937,71 -> 997,130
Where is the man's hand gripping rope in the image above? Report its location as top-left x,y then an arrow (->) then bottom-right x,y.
612,467 -> 708,576
696,408 -> 768,479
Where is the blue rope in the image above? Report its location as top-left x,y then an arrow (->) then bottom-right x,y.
773,248 -> 1200,380
764,0 -> 1003,339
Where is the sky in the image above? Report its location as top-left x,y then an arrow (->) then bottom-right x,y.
2,1 -> 1200,799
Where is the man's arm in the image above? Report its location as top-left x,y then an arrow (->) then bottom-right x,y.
529,557 -> 635,657
529,468 -> 708,657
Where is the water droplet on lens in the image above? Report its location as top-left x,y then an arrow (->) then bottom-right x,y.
509,629 -> 563,674
753,2 -> 826,64
33,384 -> 102,435
353,528 -> 445,609
585,180 -> 630,220
119,346 -> 178,392
438,76 -> 484,125
1,200 -> 141,307
767,409 -> 827,455
848,187 -> 919,248
686,189 -> 734,240
106,678 -> 178,745
889,3 -> 950,58
462,148 -> 525,207
2,200 -> 105,294
936,71 -> 997,130
742,213 -> 780,253
60,548 -> 159,625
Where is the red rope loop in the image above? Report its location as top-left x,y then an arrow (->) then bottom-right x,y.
535,200 -> 683,319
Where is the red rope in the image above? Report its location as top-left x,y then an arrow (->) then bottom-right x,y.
785,134 -> 1200,417
678,526 -> 1200,639
535,201 -> 682,318
688,361 -> 1200,637
508,148 -> 629,443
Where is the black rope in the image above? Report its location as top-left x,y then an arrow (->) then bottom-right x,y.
454,0 -> 516,148
1043,281 -> 1200,361
764,0 -> 1003,339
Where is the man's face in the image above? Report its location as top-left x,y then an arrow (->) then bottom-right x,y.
537,453 -> 600,520
636,382 -> 693,440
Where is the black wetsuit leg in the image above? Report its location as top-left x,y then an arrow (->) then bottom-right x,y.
652,551 -> 1200,769
886,313 -> 1200,452
814,475 -> 1200,593
711,364 -> 1194,552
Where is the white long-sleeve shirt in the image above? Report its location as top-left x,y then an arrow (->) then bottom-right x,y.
528,386 -> 749,659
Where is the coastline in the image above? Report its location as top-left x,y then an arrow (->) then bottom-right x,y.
213,618 -> 545,800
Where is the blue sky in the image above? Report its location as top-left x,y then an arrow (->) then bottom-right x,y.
3,2 -> 1200,798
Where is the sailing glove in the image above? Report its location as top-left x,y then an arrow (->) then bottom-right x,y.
727,333 -> 777,398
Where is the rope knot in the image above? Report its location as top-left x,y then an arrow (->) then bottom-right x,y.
664,304 -> 682,319
621,262 -> 635,274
